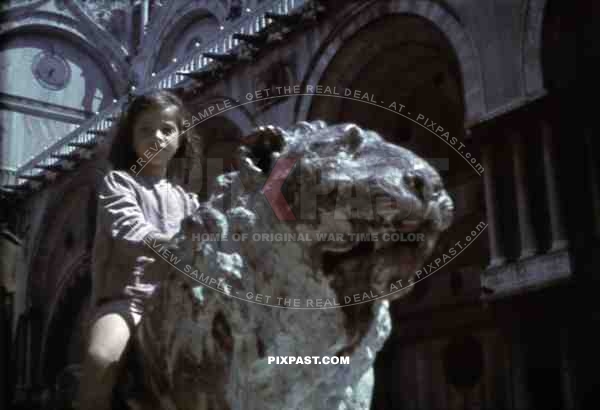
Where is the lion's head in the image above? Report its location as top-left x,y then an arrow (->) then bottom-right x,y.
213,120 -> 454,302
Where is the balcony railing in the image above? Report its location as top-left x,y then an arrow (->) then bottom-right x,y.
0,0 -> 308,191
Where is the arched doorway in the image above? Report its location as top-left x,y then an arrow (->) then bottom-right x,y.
304,12 -> 490,409
305,12 -> 488,283
306,14 -> 468,184
152,12 -> 220,74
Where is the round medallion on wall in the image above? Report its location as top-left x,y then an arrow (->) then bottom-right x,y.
31,51 -> 71,91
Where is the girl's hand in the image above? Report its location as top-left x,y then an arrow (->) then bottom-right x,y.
182,206 -> 227,240
143,231 -> 181,257
181,213 -> 204,238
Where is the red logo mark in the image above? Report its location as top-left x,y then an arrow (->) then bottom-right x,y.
261,156 -> 299,221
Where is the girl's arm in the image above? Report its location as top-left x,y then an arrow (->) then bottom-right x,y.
97,171 -> 175,257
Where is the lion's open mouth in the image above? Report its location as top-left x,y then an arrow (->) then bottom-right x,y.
320,217 -> 438,298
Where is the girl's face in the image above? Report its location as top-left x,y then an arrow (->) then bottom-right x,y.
132,105 -> 182,168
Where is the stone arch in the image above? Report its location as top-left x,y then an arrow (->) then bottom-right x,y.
25,172 -> 101,313
298,13 -> 466,170
1,26 -> 117,109
20,173 -> 99,386
141,0 -> 229,81
294,3 -> 489,327
186,94 -> 256,138
522,0 -> 547,97
39,253 -> 91,384
295,0 -> 485,125
0,24 -> 125,171
0,15 -> 128,95
196,95 -> 255,130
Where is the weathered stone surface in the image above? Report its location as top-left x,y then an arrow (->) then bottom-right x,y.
131,121 -> 454,409
481,249 -> 572,300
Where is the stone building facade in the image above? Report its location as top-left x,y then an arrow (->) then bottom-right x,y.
0,0 -> 598,409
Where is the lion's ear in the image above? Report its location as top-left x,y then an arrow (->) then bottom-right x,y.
239,125 -> 286,173
341,124 -> 364,154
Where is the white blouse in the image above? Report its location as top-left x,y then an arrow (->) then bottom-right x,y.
91,170 -> 199,306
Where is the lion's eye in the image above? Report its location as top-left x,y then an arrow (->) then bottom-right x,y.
404,172 -> 417,189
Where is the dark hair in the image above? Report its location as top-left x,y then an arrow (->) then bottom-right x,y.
108,89 -> 194,171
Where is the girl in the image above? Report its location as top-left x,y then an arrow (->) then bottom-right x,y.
78,89 -> 202,410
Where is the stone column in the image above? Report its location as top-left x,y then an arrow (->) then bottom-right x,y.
511,327 -> 530,410
540,121 -> 568,251
481,144 -> 505,266
140,0 -> 149,45
0,287 -> 6,408
512,133 -> 537,259
583,127 -> 600,238
559,327 -> 576,410
124,6 -> 133,53
0,226 -> 20,406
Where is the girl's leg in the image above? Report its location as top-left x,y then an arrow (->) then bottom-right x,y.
78,313 -> 133,410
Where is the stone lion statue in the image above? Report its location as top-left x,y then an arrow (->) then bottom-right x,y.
118,121 -> 454,410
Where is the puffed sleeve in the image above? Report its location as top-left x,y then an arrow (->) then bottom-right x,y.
97,171 -> 163,247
